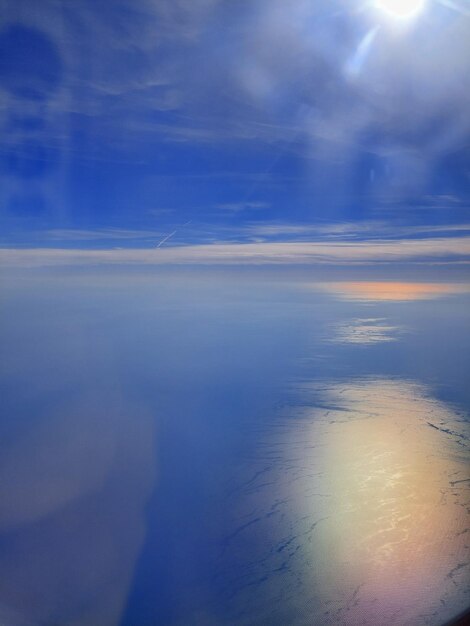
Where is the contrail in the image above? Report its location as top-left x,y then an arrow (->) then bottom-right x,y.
156,230 -> 177,248
156,220 -> 192,248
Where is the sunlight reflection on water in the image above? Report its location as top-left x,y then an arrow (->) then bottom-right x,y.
329,318 -> 401,343
224,378 -> 469,625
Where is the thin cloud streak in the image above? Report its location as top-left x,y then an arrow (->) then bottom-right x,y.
242,222 -> 470,241
14,222 -> 468,247
1,236 -> 470,268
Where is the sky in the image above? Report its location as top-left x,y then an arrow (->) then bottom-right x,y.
1,4 -> 470,624
0,0 -> 469,276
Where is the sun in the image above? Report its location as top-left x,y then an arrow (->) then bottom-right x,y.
375,0 -> 426,19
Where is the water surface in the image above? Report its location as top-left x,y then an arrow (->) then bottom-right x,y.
0,272 -> 468,625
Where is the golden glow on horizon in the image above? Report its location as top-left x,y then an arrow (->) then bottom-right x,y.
321,281 -> 467,301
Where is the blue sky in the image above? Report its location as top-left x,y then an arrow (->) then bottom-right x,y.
0,0 -> 469,272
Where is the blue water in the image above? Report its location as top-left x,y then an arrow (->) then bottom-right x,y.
0,269 -> 468,625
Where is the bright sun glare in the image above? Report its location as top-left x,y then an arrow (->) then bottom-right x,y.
375,0 -> 426,19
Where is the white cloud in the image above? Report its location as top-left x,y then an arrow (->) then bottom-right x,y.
43,228 -> 167,241
1,236 -> 469,268
4,0 -> 468,165
216,202 -> 271,213
235,221 -> 470,241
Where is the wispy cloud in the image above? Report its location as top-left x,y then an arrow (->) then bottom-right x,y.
14,221 -> 470,247
1,0 -> 469,240
241,221 -> 470,242
216,201 -> 271,213
1,236 -> 469,268
42,228 -> 167,242
4,0 -> 468,164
